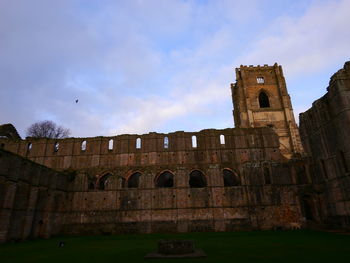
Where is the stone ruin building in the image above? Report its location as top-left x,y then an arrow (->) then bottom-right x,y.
0,62 -> 349,243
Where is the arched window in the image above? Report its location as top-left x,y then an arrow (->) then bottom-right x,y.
127,172 -> 141,188
54,142 -> 59,152
263,167 -> 271,184
81,140 -> 86,151
259,91 -> 270,108
223,169 -> 240,186
98,173 -> 112,190
108,139 -> 113,150
27,142 -> 32,151
220,134 -> 225,145
164,136 -> 169,149
189,170 -> 207,188
136,138 -> 141,149
156,171 -> 174,188
192,135 -> 197,148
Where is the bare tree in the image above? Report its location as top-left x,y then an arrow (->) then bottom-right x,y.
26,120 -> 70,139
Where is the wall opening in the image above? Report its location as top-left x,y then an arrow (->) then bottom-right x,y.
98,173 -> 112,190
257,77 -> 265,84
127,172 -> 141,188
54,142 -> 59,152
192,135 -> 197,148
0,143 -> 4,149
136,138 -> 141,149
108,139 -> 113,150
301,196 -> 315,221
223,169 -> 240,186
81,140 -> 86,151
339,150 -> 348,173
189,170 -> 207,188
27,142 -> 32,151
263,167 -> 271,184
220,134 -> 225,145
156,171 -> 174,188
259,91 -> 270,108
297,165 -> 309,184
164,136 -> 169,149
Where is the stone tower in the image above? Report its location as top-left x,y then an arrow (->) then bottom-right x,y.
231,63 -> 303,158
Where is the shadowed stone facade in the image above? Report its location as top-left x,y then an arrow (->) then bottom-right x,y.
0,62 -> 349,242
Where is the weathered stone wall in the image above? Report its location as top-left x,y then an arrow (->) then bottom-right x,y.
0,149 -> 69,243
300,61 -> 350,227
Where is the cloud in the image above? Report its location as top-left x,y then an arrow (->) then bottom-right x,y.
237,0 -> 350,76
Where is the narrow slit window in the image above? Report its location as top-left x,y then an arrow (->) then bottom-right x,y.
136,138 -> 141,149
108,139 -> 113,150
263,167 -> 271,184
192,135 -> 197,148
257,77 -> 265,84
54,142 -> 59,152
164,136 -> 169,149
220,134 -> 225,145
81,140 -> 86,151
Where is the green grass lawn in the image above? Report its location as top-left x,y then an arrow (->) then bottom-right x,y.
1,230 -> 350,263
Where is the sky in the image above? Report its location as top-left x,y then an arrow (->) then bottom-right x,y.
1,0 -> 350,138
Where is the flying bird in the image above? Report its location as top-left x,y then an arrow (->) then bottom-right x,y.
75,99 -> 79,103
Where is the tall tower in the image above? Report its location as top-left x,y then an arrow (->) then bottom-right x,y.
231,63 -> 303,158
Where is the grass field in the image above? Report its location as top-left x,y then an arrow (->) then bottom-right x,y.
1,230 -> 350,263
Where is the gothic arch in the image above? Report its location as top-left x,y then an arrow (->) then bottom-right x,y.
96,172 -> 114,190
258,89 -> 270,108
127,172 -> 142,188
155,170 -> 174,188
189,169 -> 207,188
222,168 -> 240,186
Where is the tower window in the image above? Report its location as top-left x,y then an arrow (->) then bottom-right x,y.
136,138 -> 141,149
156,171 -> 174,188
259,91 -> 270,108
257,77 -> 265,84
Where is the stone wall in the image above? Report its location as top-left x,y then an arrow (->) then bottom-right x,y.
0,149 -> 69,243
300,61 -> 350,227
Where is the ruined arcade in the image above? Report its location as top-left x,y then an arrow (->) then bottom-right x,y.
1,62 -> 350,243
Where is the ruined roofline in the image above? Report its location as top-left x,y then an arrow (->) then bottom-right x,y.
0,123 -> 21,140
18,126 -> 274,142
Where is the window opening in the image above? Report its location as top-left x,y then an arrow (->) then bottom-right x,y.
98,173 -> 112,190
127,172 -> 141,188
257,77 -> 265,84
136,138 -> 141,149
320,160 -> 328,179
108,139 -> 113,150
81,140 -> 86,151
192,135 -> 197,148
27,142 -> 32,151
189,170 -> 207,188
164,136 -> 169,149
259,91 -> 270,108
54,142 -> 59,152
220,134 -> 225,145
156,171 -> 174,188
223,169 -> 240,186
